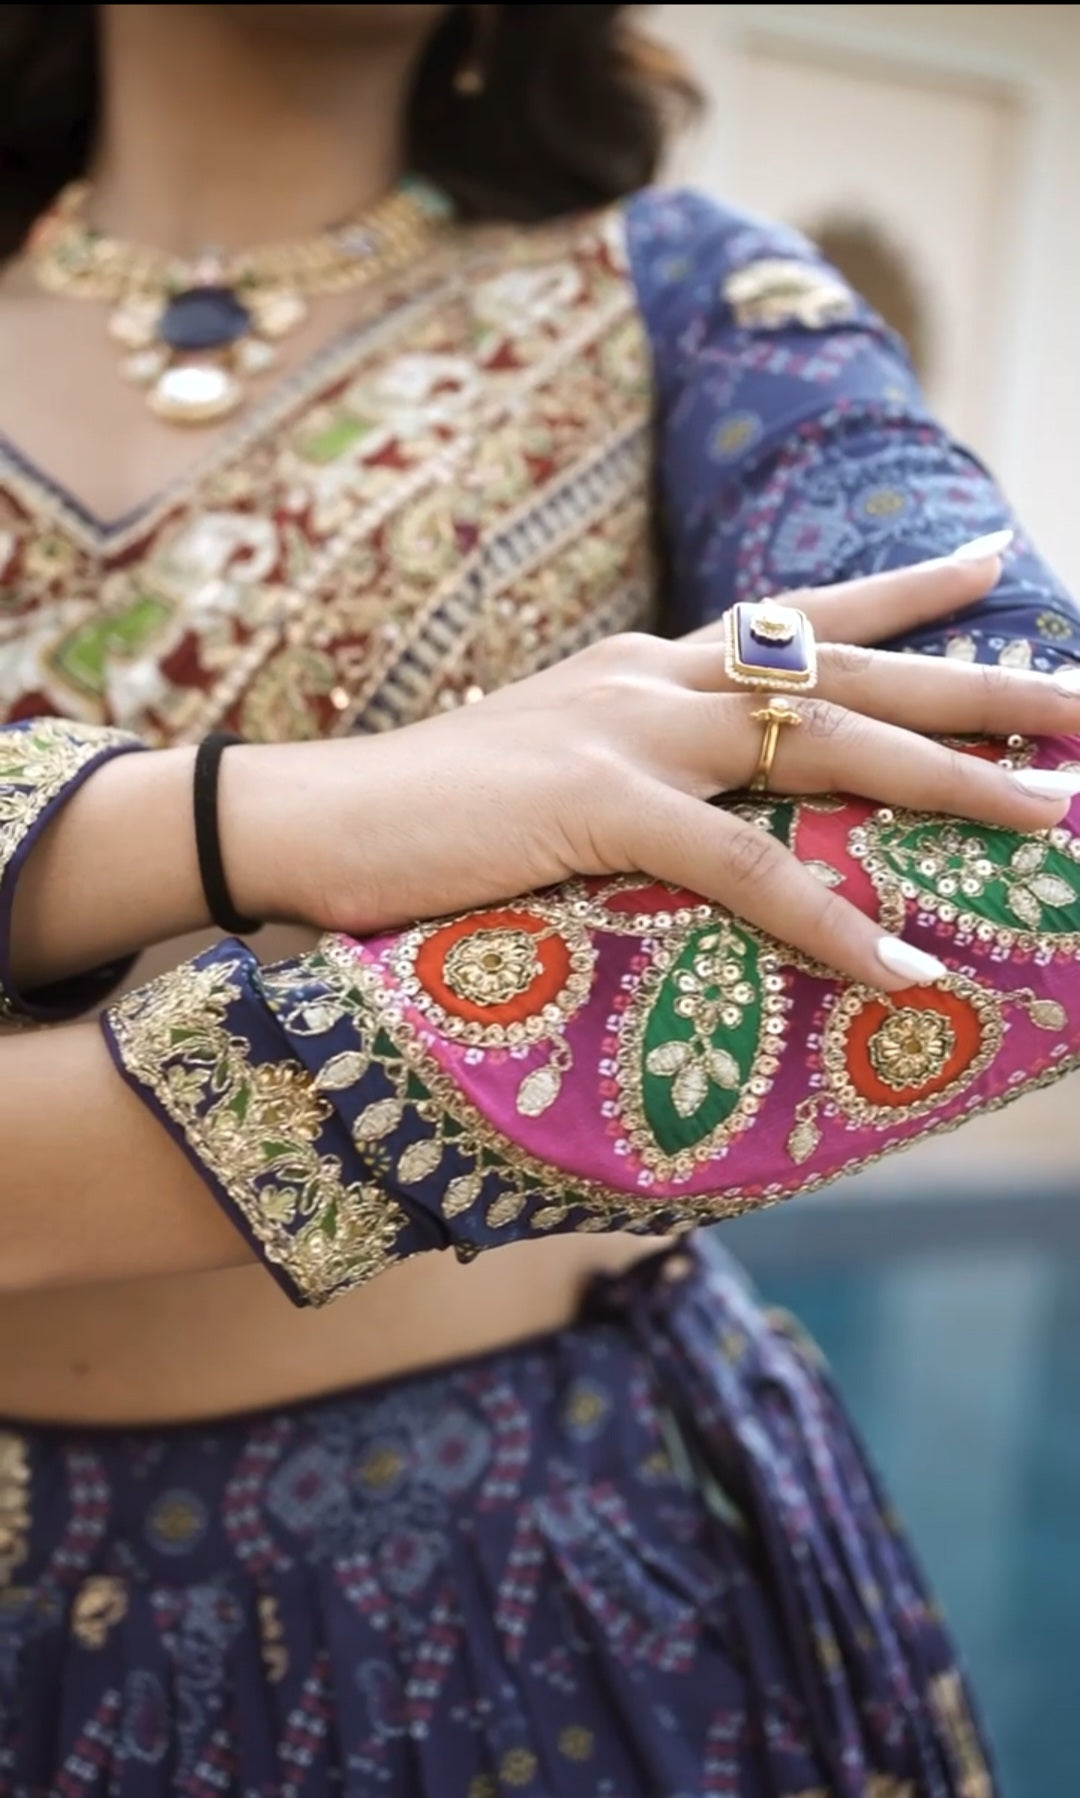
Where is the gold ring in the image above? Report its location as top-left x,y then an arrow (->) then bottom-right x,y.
749,697 -> 803,792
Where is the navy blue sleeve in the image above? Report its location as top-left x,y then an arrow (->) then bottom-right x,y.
624,186 -> 1080,672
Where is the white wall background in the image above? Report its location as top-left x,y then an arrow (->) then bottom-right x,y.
653,3 -> 1080,1194
656,3 -> 1080,595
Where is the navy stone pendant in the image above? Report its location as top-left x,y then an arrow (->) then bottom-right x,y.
158,286 -> 252,353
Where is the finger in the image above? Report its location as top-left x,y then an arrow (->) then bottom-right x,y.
628,782 -> 942,991
682,536 -> 1010,652
720,693 -> 1080,832
795,545 -> 1008,645
812,642 -> 1080,738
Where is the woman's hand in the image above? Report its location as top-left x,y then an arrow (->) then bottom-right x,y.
226,542 -> 1080,994
686,528 -> 1017,651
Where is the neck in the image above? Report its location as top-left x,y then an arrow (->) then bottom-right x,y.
91,5 -> 419,255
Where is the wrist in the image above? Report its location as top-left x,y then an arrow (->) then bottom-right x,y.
219,736 -> 395,933
217,742 -> 312,927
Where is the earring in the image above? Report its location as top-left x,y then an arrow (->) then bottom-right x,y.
453,4 -> 495,98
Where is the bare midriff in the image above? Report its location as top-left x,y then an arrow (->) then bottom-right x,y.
0,924 -> 668,1427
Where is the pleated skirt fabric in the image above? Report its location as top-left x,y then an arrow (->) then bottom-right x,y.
0,1241 -> 996,1797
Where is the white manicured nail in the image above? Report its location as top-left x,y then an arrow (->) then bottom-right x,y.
949,528 -> 1014,563
876,937 -> 948,984
1054,668 -> 1080,694
1010,768 -> 1080,799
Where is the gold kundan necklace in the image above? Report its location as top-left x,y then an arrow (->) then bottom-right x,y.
28,177 -> 450,426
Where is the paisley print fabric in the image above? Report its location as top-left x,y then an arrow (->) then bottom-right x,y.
0,1245 -> 996,1797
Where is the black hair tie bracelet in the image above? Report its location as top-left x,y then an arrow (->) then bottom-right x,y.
193,732 -> 264,936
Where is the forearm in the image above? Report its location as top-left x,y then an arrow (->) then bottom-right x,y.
0,1018 -> 252,1291
10,744 -> 210,992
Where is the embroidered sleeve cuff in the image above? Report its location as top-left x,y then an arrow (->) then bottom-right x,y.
100,941 -> 438,1306
101,737 -> 1080,1296
249,746 -> 1080,1261
0,718 -> 146,1024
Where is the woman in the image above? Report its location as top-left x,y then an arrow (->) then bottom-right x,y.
1,4 -> 1078,1792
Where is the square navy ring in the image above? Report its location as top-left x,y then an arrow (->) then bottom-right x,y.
722,597 -> 818,691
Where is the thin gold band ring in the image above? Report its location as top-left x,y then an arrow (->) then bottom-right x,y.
749,697 -> 803,792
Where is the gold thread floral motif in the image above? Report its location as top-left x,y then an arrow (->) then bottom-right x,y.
852,793 -> 1080,955
390,912 -> 596,1048
821,977 -> 1003,1129
316,936 -> 760,1236
866,1007 -> 956,1092
443,928 -> 543,1007
104,955 -> 412,1306
614,924 -> 789,1181
302,935 -> 1080,1259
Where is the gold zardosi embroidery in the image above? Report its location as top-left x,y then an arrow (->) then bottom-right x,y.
104,955 -> 413,1306
0,719 -> 142,1022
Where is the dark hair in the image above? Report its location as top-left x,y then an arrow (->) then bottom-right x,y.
0,4 -> 699,260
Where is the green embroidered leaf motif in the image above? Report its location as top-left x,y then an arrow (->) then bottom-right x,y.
761,799 -> 796,844
1028,873 -> 1075,908
261,1139 -> 300,1164
706,1048 -> 741,1089
1010,841 -> 1046,875
637,923 -> 762,1157
1008,884 -> 1042,928
874,816 -> 1080,936
672,1060 -> 709,1118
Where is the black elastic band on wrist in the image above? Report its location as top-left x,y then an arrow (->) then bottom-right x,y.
193,732 -> 263,936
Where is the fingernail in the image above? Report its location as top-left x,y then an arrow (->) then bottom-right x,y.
1054,667 -> 1080,694
876,937 -> 948,984
949,528 -> 1014,564
1010,768 -> 1080,799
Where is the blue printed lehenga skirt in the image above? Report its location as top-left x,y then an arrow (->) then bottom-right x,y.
0,1243 -> 995,1797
